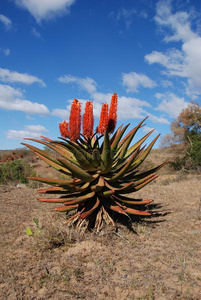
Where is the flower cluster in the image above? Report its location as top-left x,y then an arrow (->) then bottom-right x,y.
59,93 -> 118,141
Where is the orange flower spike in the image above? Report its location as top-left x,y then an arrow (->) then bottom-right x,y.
59,120 -> 70,138
69,99 -> 81,141
108,93 -> 118,133
97,103 -> 108,134
83,101 -> 94,138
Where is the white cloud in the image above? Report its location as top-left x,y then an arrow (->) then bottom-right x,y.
148,114 -> 170,124
161,79 -> 173,88
122,72 -> 157,93
0,84 -> 49,114
145,51 -> 168,66
145,49 -> 186,77
26,115 -> 35,120
155,1 -> 196,43
24,125 -> 49,132
0,14 -> 12,30
32,27 -> 41,38
7,125 -> 49,140
0,48 -> 10,56
52,108 -> 69,119
116,95 -> 150,120
15,0 -> 76,23
140,10 -> 148,19
117,8 -> 137,29
0,68 -> 46,86
109,8 -> 148,29
58,75 -> 97,94
145,0 -> 201,95
90,92 -> 113,104
155,92 -> 188,118
143,126 -> 159,134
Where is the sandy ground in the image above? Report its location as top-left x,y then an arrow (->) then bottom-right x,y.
0,175 -> 201,300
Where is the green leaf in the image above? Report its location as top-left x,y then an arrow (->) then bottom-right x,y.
91,149 -> 101,167
22,142 -> 64,166
22,143 -> 72,176
33,218 -> 39,226
101,197 -> 127,216
124,207 -> 151,216
116,174 -> 158,195
109,147 -> 140,182
117,117 -> 148,159
100,130 -> 113,174
112,195 -> 153,205
37,196 -> 77,203
114,182 -> 135,194
125,129 -> 155,158
111,124 -> 130,153
24,138 -> 77,164
99,189 -> 115,197
54,157 -> 95,182
37,186 -> 77,194
51,204 -> 78,212
79,197 -> 100,220
64,191 -> 95,205
134,174 -> 158,190
27,176 -> 79,186
123,161 -> 168,182
128,134 -> 161,172
90,176 -> 105,192
109,124 -> 123,145
56,140 -> 96,171
26,227 -> 34,236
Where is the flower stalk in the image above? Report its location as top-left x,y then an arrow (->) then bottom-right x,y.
82,101 -> 94,138
97,103 -> 108,135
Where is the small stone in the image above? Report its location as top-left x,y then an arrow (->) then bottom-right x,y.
16,184 -> 27,188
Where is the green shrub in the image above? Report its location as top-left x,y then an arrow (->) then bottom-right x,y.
0,160 -> 35,184
188,132 -> 201,167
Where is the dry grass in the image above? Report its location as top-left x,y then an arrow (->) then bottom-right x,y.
0,173 -> 201,300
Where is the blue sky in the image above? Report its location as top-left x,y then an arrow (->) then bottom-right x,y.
0,0 -> 201,150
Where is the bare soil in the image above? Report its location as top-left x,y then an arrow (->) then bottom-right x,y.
0,174 -> 201,300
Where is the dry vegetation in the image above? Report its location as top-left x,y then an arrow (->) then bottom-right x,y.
0,149 -> 201,299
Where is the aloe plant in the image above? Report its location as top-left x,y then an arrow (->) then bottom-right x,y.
22,93 -> 167,231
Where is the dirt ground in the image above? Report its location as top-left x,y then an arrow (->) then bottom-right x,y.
0,175 -> 201,300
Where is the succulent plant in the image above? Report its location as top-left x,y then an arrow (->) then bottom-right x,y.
22,93 -> 167,231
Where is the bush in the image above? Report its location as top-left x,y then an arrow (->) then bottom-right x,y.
169,157 -> 186,171
160,101 -> 201,171
188,132 -> 201,167
0,160 -> 35,184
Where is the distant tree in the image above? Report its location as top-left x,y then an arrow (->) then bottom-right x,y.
160,101 -> 201,169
